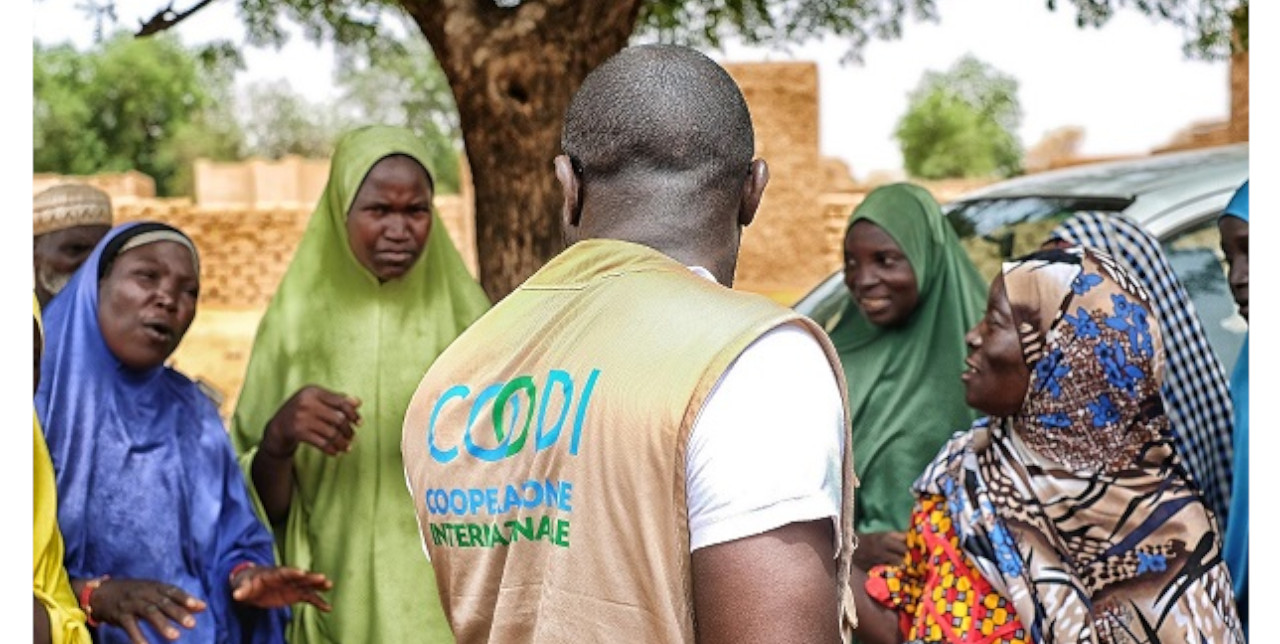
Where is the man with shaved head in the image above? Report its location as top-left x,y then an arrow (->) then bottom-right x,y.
403,44 -> 857,643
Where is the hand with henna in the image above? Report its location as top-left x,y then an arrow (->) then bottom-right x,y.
80,577 -> 206,643
230,565 -> 333,612
261,385 -> 362,459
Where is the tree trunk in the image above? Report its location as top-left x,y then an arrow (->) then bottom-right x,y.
403,0 -> 643,301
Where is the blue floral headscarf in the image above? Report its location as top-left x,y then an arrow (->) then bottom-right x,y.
914,246 -> 1243,643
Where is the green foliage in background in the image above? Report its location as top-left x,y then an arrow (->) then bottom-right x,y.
332,30 -> 462,195
895,54 -> 1023,180
33,33 -> 243,196
33,28 -> 462,196
238,24 -> 462,193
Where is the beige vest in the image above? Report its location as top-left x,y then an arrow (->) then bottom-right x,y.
402,239 -> 858,642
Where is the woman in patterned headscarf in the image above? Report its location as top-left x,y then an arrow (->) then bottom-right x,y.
1044,212 -> 1235,531
849,246 -> 1242,644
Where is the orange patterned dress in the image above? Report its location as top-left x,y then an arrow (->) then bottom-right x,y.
866,494 -> 1030,643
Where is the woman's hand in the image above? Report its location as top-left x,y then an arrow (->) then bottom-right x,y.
262,385 -> 361,458
231,566 -> 333,612
86,577 -> 206,643
852,530 -> 908,571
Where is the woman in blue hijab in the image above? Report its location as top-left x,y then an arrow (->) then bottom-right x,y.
1219,180 -> 1249,627
35,222 -> 333,644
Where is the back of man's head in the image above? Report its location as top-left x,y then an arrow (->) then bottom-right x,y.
562,44 -> 755,213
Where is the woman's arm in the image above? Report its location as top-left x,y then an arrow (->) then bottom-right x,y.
249,386 -> 361,523
849,566 -> 903,644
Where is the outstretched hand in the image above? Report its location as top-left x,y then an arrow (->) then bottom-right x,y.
852,530 -> 908,571
262,385 -> 362,458
231,565 -> 333,612
87,577 -> 206,643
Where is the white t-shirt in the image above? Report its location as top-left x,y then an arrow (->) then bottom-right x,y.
684,267 -> 846,551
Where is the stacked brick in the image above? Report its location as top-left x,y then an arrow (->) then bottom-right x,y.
115,201 -> 312,310
724,62 -> 830,302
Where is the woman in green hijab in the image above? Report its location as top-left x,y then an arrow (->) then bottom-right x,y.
827,183 -> 986,572
231,125 -> 491,642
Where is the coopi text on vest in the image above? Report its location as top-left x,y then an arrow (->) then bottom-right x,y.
423,479 -> 574,516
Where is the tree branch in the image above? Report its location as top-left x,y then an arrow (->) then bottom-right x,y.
135,0 -> 217,37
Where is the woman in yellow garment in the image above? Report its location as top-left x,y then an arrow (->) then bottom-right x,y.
33,294 -> 90,644
231,125 -> 491,642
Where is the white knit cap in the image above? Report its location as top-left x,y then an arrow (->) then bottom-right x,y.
33,183 -> 114,236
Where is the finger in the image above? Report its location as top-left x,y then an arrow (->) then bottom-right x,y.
155,595 -> 197,629
305,405 -> 354,444
315,388 -> 355,415
120,615 -> 148,644
300,428 -> 344,456
327,426 -> 353,452
141,602 -> 183,640
328,410 -> 356,439
303,590 -> 333,612
306,573 -> 333,590
273,566 -> 309,581
334,395 -> 362,426
231,576 -> 254,602
165,586 -> 206,612
296,574 -> 333,591
345,398 -> 362,427
315,389 -> 362,429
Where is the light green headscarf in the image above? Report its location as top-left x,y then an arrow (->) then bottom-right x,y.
826,183 -> 986,534
231,125 -> 491,643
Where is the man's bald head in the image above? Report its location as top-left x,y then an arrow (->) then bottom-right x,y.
562,44 -> 754,193
556,44 -> 767,285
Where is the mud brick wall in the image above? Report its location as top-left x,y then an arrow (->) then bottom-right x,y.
114,201 -> 312,310
1230,48 -> 1248,143
112,195 -> 478,311
723,62 -> 831,302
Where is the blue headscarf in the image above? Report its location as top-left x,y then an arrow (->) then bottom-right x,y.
1219,179 -> 1248,607
35,222 -> 287,643
1224,180 -> 1249,222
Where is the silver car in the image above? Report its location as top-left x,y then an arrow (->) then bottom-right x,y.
793,142 -> 1249,371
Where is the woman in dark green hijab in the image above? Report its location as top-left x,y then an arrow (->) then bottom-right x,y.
827,182 -> 986,571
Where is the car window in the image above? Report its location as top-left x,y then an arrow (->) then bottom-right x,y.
946,198 -> 1105,281
792,270 -> 848,331
1162,219 -> 1246,373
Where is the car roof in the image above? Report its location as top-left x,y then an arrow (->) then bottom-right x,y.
948,143 -> 1249,233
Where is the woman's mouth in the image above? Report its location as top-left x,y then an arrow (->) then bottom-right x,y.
142,321 -> 173,344
376,250 -> 415,265
858,296 -> 892,315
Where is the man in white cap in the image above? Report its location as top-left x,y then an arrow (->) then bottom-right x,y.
34,184 -> 113,307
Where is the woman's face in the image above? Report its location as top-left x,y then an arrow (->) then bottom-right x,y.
843,219 -> 920,328
961,276 -> 1031,416
98,241 -> 199,371
1218,216 -> 1248,321
346,155 -> 434,282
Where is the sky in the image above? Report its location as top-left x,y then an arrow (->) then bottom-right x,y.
30,0 -> 1234,181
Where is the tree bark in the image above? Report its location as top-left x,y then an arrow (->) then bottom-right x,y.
403,0 -> 643,301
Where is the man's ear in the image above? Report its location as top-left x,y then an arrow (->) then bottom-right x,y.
554,155 -> 582,230
738,159 -> 769,228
